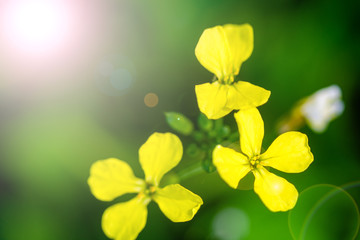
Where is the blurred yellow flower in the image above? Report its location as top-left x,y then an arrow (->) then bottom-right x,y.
195,24 -> 270,119
213,108 -> 313,212
88,132 -> 203,240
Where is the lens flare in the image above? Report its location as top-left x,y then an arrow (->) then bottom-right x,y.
144,93 -> 159,108
0,0 -> 110,88
1,0 -> 72,57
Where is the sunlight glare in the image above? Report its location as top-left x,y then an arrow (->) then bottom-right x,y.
1,0 -> 72,56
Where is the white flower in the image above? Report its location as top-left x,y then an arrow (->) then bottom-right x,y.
301,85 -> 344,133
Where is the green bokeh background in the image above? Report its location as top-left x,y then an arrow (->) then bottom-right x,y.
1,0 -> 359,239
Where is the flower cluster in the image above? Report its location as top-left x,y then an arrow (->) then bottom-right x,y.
88,23 -> 317,240
195,24 -> 314,212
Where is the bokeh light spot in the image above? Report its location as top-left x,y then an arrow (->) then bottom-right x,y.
95,57 -> 136,96
96,67 -> 133,96
144,93 -> 159,108
212,207 -> 250,240
288,184 -> 359,240
110,69 -> 133,91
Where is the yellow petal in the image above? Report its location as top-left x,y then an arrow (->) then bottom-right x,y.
223,24 -> 254,76
102,196 -> 149,240
195,24 -> 253,82
139,132 -> 183,186
153,184 -> 203,222
195,82 -> 232,119
195,26 -> 232,82
234,108 -> 264,158
226,81 -> 270,110
213,145 -> 251,189
260,131 -> 314,173
88,158 -> 145,201
253,166 -> 298,212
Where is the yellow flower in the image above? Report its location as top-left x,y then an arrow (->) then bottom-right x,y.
88,132 -> 203,240
213,108 -> 313,211
195,24 -> 271,119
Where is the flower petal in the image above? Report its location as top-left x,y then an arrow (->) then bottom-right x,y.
195,24 -> 253,82
153,184 -> 203,222
223,24 -> 253,76
139,132 -> 183,186
260,131 -> 313,173
234,108 -> 264,158
102,197 -> 149,240
88,158 -> 144,201
226,81 -> 270,110
253,166 -> 298,212
195,82 -> 232,119
301,85 -> 344,133
195,26 -> 232,81
213,145 -> 251,189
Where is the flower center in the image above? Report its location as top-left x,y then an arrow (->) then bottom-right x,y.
220,74 -> 235,85
136,182 -> 157,201
143,182 -> 157,197
249,155 -> 260,170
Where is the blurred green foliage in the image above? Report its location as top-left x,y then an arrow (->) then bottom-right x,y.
1,0 -> 360,239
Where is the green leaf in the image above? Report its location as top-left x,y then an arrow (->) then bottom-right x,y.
198,113 -> 213,131
165,112 -> 194,135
